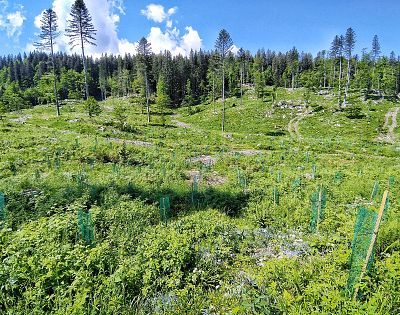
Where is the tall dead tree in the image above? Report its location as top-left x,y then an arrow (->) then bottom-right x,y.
34,9 -> 61,116
343,27 -> 356,107
136,37 -> 152,123
215,29 -> 233,133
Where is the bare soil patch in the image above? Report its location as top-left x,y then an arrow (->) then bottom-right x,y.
107,137 -> 153,147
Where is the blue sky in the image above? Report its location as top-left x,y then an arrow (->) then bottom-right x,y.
0,0 -> 399,57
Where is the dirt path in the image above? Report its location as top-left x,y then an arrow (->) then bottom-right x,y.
377,107 -> 399,143
288,110 -> 311,138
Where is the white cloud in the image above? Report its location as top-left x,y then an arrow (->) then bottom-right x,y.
141,4 -> 165,23
140,4 -> 202,56
181,26 -> 202,52
141,3 -> 177,27
168,7 -> 177,15
30,0 -> 136,56
230,45 -> 240,55
34,12 -> 42,28
25,42 -> 35,52
0,9 -> 26,40
28,1 -> 203,57
118,38 -> 137,55
110,0 -> 125,15
147,26 -> 202,56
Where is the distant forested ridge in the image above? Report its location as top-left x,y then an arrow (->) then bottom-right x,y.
0,37 -> 399,112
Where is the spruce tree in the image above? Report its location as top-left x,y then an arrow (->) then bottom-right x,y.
372,35 -> 381,63
343,27 -> 356,106
371,35 -> 381,94
208,52 -> 220,114
238,48 -> 245,106
156,75 -> 170,125
136,37 -> 152,123
66,0 -> 97,100
215,29 -> 233,132
330,35 -> 341,87
287,47 -> 299,90
182,79 -> 195,114
34,9 -> 61,116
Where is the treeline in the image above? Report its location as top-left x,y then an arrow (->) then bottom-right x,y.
0,34 -> 399,113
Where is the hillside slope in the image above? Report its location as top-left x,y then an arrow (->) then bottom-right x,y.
0,90 -> 399,314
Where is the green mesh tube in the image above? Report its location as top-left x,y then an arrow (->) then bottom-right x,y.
160,196 -> 172,224
334,171 -> 344,185
347,207 -> 377,297
277,171 -> 282,183
370,181 -> 380,201
191,176 -> 199,206
237,169 -> 247,190
310,187 -> 327,233
0,192 -> 5,221
273,187 -> 279,206
77,209 -> 94,245
292,177 -> 301,190
388,176 -> 395,188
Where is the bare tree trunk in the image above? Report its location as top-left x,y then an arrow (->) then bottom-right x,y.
145,70 -> 150,123
222,57 -> 225,132
50,36 -> 60,116
372,65 -> 376,92
240,64 -> 243,106
212,73 -> 216,114
338,57 -> 343,108
332,60 -> 336,90
80,32 -> 89,100
344,57 -> 351,107
291,71 -> 295,91
354,58 -> 358,76
378,77 -> 381,97
323,58 -> 327,89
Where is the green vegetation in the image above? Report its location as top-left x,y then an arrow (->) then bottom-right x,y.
0,87 -> 399,313
0,1 -> 399,313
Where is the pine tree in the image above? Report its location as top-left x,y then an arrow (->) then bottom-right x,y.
34,9 -> 61,116
66,0 -> 97,100
371,35 -> 381,95
238,48 -> 245,106
156,75 -> 170,125
372,35 -> 381,63
136,37 -> 152,123
98,57 -> 107,100
330,35 -> 341,88
215,29 -> 233,132
182,79 -> 195,114
343,27 -> 356,106
287,47 -> 299,90
319,50 -> 327,90
254,70 -> 265,100
208,52 -> 220,114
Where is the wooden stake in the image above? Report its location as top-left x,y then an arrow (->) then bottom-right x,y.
353,190 -> 388,300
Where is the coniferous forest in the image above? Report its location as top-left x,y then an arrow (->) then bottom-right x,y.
0,1 -> 399,314
0,32 -> 399,113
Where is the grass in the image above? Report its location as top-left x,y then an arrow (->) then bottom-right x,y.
0,87 -> 399,314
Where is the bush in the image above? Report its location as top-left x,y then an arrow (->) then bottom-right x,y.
345,106 -> 365,119
85,96 -> 102,117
